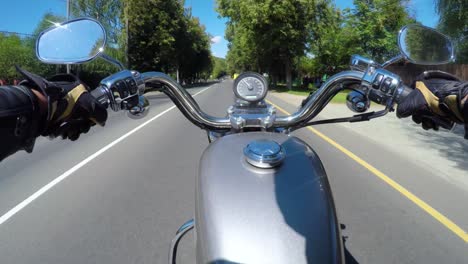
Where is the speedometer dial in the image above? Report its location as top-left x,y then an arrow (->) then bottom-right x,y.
234,72 -> 268,103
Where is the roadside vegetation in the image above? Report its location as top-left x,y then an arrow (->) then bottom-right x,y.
0,0 -> 465,89
217,0 -> 467,90
0,0 -> 218,86
270,84 -> 348,103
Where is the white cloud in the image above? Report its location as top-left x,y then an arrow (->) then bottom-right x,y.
211,36 -> 222,44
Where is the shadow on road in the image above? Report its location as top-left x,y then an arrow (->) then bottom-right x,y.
411,124 -> 468,171
344,246 -> 360,264
342,229 -> 360,264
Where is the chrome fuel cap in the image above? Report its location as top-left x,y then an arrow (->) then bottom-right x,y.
244,140 -> 285,168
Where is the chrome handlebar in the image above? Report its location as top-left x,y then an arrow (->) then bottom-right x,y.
140,71 -> 368,131
274,71 -> 365,128
141,72 -> 231,130
94,67 -> 408,131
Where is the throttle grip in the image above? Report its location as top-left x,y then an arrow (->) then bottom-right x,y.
395,84 -> 413,104
91,86 -> 110,109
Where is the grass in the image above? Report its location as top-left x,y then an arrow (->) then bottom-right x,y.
330,92 -> 348,103
270,84 -> 348,103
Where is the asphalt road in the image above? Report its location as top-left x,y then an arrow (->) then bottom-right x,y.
0,80 -> 466,264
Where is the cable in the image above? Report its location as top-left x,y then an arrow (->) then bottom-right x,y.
0,31 -> 35,37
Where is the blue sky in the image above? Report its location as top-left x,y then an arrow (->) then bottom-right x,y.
1,0 -> 439,58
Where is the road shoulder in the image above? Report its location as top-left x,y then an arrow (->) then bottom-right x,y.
269,92 -> 468,192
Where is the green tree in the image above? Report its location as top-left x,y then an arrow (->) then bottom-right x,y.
306,0 -> 415,76
346,0 -> 415,62
31,13 -> 67,36
218,0 -> 319,89
125,0 -> 212,81
126,0 -> 184,72
70,0 -> 123,45
307,2 -> 361,75
224,24 -> 259,74
435,0 -> 467,63
212,57 -> 227,79
0,13 -> 65,80
70,0 -> 126,82
0,34 -> 30,80
175,14 -> 213,82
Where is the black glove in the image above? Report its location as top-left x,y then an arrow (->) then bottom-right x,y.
396,71 -> 468,138
16,66 -> 108,141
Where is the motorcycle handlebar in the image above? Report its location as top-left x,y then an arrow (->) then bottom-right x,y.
139,71 -> 367,131
274,71 -> 365,128
395,84 -> 413,104
91,86 -> 110,109
141,72 -> 232,131
92,70 -> 410,131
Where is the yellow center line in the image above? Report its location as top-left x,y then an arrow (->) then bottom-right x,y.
267,99 -> 468,243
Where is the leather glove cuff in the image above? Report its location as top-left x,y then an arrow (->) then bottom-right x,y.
0,85 -> 44,155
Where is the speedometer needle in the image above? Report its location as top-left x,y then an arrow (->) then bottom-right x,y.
242,79 -> 253,90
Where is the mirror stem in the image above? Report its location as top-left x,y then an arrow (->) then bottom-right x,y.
100,53 -> 125,70
381,54 -> 404,68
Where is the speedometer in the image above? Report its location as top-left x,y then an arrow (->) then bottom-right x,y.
233,72 -> 268,103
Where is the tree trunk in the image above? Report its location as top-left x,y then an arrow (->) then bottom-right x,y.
125,5 -> 129,68
271,74 -> 277,88
285,61 -> 292,90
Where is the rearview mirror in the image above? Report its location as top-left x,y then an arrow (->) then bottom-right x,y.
36,18 -> 106,64
398,24 -> 455,65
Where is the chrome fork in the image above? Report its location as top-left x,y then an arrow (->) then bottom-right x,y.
169,219 -> 194,264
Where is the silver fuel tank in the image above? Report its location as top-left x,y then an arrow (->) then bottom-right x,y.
195,132 -> 343,264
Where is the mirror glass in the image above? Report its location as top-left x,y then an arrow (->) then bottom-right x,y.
36,18 -> 106,64
398,25 -> 454,65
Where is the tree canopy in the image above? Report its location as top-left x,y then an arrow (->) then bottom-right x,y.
0,13 -> 65,81
219,0 -> 416,88
346,0 -> 414,62
124,0 -> 213,81
3,0 -> 462,87
212,57 -> 227,79
435,0 -> 467,63
71,0 -> 123,45
218,0 -> 319,89
0,34 -> 31,80
0,0 -> 214,85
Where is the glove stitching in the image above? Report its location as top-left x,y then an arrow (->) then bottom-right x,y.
415,81 -> 445,116
57,84 -> 87,121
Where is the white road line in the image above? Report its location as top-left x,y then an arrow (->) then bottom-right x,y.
0,85 -> 213,225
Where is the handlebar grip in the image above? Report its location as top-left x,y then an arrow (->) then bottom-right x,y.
91,86 -> 110,109
395,84 -> 413,104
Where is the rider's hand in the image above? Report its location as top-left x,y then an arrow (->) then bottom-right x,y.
396,71 -> 468,138
17,67 -> 108,141
46,83 -> 108,140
